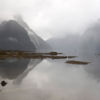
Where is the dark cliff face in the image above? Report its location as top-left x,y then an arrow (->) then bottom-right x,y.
0,20 -> 36,51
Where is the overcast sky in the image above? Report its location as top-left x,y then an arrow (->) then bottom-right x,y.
0,0 -> 100,40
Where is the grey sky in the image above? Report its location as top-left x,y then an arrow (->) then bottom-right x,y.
0,0 -> 100,40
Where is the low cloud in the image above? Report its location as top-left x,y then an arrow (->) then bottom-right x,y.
0,0 -> 100,39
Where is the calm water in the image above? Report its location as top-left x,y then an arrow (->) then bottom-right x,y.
0,55 -> 100,100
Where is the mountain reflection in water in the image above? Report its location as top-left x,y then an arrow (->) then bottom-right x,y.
0,56 -> 100,100
0,59 -> 42,84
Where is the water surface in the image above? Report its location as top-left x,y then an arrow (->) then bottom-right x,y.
0,56 -> 100,100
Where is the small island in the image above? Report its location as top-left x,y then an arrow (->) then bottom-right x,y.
0,50 -> 68,60
66,60 -> 90,65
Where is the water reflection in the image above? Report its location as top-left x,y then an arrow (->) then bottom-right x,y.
84,56 -> 100,81
0,59 -> 42,84
0,57 -> 100,100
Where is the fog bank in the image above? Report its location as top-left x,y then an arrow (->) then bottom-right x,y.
47,20 -> 100,56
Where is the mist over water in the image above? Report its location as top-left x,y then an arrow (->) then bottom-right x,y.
47,19 -> 100,56
0,19 -> 100,100
0,0 -> 100,100
0,14 -> 100,100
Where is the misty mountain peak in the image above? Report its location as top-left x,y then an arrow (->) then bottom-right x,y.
0,20 -> 36,51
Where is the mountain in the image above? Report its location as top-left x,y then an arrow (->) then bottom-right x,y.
0,20 -> 36,51
0,19 -> 50,80
0,20 -> 51,52
47,34 -> 80,55
47,20 -> 100,56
